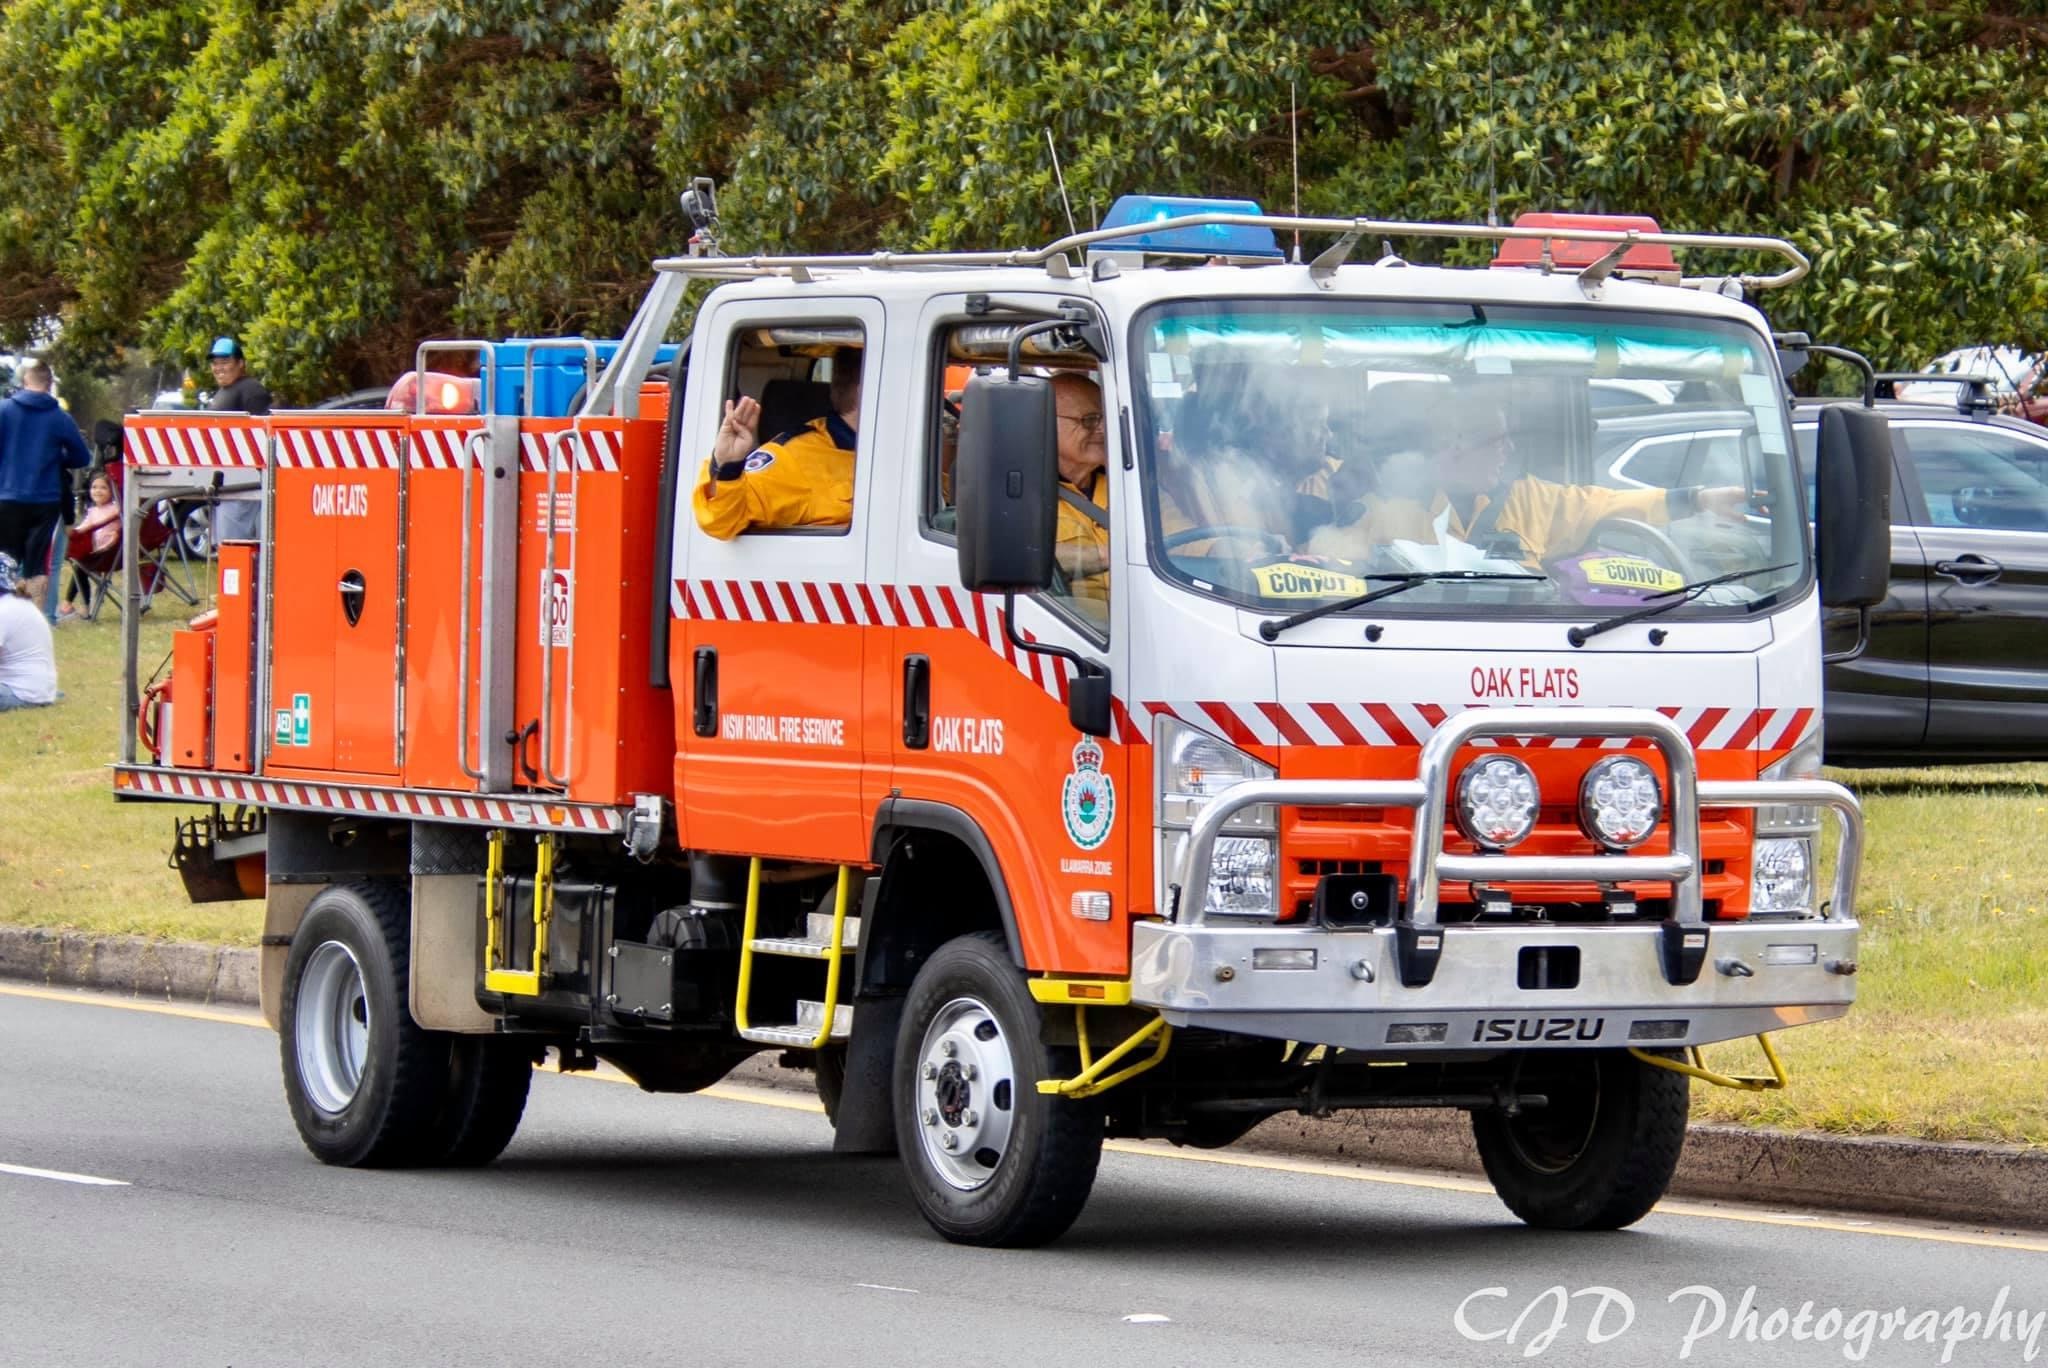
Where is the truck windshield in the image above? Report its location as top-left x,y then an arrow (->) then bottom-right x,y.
1135,300 -> 1808,621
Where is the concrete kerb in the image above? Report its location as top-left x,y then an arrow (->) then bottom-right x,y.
6,925 -> 2043,1234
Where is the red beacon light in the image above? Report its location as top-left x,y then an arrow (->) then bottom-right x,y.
386,370 -> 480,416
1491,212 -> 1679,283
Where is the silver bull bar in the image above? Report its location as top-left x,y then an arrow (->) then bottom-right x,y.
1146,709 -> 1863,1051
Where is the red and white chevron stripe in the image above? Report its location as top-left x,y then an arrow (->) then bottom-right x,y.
409,427 -> 484,469
125,422 -> 266,469
115,766 -> 624,833
273,427 -> 404,470
671,577 -> 1143,743
1140,700 -> 1817,753
518,429 -> 624,472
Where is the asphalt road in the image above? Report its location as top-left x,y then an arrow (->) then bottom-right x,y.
1,986 -> 2042,1368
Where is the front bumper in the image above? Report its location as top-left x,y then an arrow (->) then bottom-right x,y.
1144,707 -> 1862,1054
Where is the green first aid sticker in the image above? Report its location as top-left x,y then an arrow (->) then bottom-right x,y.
292,694 -> 312,747
273,710 -> 292,745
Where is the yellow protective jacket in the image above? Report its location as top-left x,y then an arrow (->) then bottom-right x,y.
1325,476 -> 1672,564
692,414 -> 856,539
1055,468 -> 1110,610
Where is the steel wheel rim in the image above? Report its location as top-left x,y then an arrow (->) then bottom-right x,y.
913,996 -> 1018,1191
295,941 -> 370,1115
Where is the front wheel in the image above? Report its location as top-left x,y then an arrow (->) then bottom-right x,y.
1471,1050 -> 1689,1230
893,933 -> 1104,1247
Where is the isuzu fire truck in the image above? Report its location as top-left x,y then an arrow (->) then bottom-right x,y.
114,195 -> 1893,1246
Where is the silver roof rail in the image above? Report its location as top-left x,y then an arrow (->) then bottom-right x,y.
651,212 -> 1809,292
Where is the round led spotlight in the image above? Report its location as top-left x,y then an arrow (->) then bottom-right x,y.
1579,755 -> 1662,850
1455,755 -> 1541,850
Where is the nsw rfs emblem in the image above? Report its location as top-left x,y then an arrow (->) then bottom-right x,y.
1061,737 -> 1115,851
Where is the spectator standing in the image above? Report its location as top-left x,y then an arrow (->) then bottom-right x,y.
0,360 -> 93,609
0,552 -> 58,711
206,336 -> 271,543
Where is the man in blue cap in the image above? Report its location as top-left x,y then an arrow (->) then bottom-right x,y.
206,336 -> 270,542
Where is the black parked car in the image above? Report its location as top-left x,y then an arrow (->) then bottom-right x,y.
1792,380 -> 2048,765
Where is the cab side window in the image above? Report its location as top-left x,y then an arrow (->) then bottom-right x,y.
922,324 -> 1109,634
692,324 -> 864,539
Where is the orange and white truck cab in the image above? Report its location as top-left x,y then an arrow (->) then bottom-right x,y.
112,194 -> 1894,1246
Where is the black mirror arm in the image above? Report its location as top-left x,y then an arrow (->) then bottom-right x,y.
1820,605 -> 1873,665
1000,591 -> 1112,736
1804,344 -> 1878,407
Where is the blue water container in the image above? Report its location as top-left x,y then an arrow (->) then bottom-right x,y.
488,338 -> 682,417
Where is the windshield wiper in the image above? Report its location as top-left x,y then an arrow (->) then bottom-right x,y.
1258,571 -> 1544,641
1565,563 -> 1796,648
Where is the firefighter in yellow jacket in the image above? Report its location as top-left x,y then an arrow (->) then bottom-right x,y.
694,347 -> 861,538
1316,401 -> 1747,564
1051,373 -> 1111,619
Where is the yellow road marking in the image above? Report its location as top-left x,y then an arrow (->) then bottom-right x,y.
9,983 -> 2044,1252
0,983 -> 263,1028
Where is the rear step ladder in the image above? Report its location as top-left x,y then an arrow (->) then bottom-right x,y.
735,859 -> 858,1048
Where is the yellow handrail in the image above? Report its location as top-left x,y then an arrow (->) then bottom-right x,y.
733,856 -> 764,1033
803,866 -> 854,1049
483,830 -> 553,997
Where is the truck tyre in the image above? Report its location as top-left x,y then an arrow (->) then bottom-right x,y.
279,881 -> 449,1168
430,1037 -> 535,1167
1471,1050 -> 1689,1230
892,932 -> 1104,1247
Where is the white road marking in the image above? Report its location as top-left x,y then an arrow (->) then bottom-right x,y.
0,1162 -> 129,1187
1122,1313 -> 1172,1324
854,1283 -> 920,1294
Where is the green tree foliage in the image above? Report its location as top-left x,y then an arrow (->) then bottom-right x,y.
3,0 -> 2046,396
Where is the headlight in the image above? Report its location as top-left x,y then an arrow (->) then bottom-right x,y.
1579,755 -> 1662,851
1752,838 -> 1814,914
1455,754 -> 1540,850
1753,728 -> 1822,914
1158,717 -> 1277,920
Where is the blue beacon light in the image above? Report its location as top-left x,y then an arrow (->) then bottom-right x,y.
1095,194 -> 1283,260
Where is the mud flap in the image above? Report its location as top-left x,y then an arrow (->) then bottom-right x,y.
831,993 -> 902,1155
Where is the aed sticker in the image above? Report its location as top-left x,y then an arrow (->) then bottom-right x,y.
1061,737 -> 1115,851
1581,557 -> 1686,594
291,693 -> 311,747
1251,563 -> 1369,599
273,710 -> 292,746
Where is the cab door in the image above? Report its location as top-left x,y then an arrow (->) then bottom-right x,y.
676,297 -> 885,864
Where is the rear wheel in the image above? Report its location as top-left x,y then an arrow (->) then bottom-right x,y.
430,1036 -> 535,1166
280,882 -> 448,1167
893,933 -> 1103,1247
1471,1050 -> 1689,1230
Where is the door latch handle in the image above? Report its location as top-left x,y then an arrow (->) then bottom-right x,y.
1935,555 -> 2002,581
903,654 -> 931,749
692,647 -> 718,737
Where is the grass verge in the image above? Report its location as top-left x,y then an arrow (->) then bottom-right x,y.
3,615 -> 2044,1143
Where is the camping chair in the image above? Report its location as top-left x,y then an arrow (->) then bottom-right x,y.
97,441 -> 202,614
62,518 -> 122,621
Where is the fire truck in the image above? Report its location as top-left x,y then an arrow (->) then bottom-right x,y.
113,193 -> 1893,1247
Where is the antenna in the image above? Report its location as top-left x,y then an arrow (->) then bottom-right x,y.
1290,79 -> 1302,263
1045,128 -> 1079,237
1484,55 -> 1500,228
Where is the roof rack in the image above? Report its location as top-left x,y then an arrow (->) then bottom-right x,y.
651,212 -> 1809,292
1871,372 -> 1997,413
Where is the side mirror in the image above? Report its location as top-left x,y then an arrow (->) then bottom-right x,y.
1814,404 -> 1892,609
955,371 -> 1058,592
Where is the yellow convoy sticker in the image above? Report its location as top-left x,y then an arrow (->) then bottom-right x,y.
1251,564 -> 1370,599
1581,556 -> 1686,594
